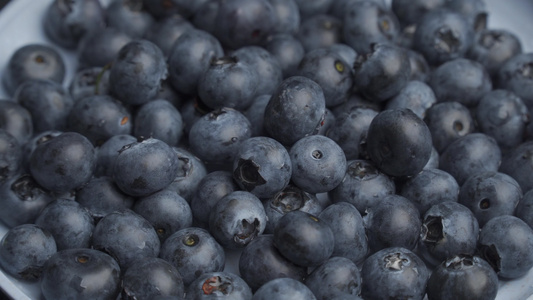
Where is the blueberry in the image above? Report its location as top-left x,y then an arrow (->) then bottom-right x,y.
385,80 -> 437,119
0,224 -> 56,281
497,52 -> 533,109
77,27 -> 133,69
40,248 -> 121,300
0,130 -> 22,183
252,277 -> 317,300
93,134 -> 137,178
159,227 -> 225,286
329,0 -> 386,20
296,14 -> 342,52
391,0 -> 445,28
185,271 -> 252,300
406,48 -> 431,82
516,189 -> 533,229
91,209 -> 160,270
268,0 -> 300,35
0,101 -> 34,144
191,0 -> 220,34
143,0 -> 210,19
68,67 -> 111,102
133,99 -> 183,147
264,33 -> 306,78
166,147 -> 208,203
105,0 -> 155,39
244,94 -> 271,137
499,141 -> 533,193
144,15 -> 193,58
444,0 -> 488,32
305,256 -> 362,300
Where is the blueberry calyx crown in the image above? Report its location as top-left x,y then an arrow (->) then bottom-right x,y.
202,276 -> 232,296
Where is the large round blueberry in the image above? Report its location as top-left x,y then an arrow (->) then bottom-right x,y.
133,99 -> 183,147
144,15 -> 194,58
305,256 -> 362,300
105,0 -> 155,39
77,27 -> 132,69
297,13 -> 342,53
497,53 -> 533,109
499,141 -> 533,193
385,80 -> 437,119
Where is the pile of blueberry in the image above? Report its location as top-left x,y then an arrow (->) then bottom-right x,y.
0,0 -> 533,299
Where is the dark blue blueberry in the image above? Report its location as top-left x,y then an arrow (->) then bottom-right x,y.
329,0 -> 386,19
391,0 -> 445,28
353,44 -> 411,103
0,224 -> 56,281
516,189 -> 533,229
67,94 -> 132,146
475,90 -> 528,150
329,43 -> 358,68
426,255 -> 499,300
41,248 -> 121,300
328,159 -> 396,214
497,53 -> 533,109
420,201 -> 479,264
2,44 -> 66,96
458,171 -> 522,227
77,27 -> 133,69
144,15 -> 194,58
105,0 -> 155,39
360,247 -> 429,300
364,194 -> 421,252
478,215 -> 533,279
406,48 -> 431,82
112,138 -> 180,197
109,40 -> 167,106
289,135 -> 347,193
43,0 -> 106,49
29,132 -> 96,194
499,141 -> 533,193
91,209 -> 160,270
180,96 -> 211,136
94,134 -> 137,178
68,67 -> 111,102
159,227 -> 225,286
268,0 -> 300,35
185,271 -> 252,300
197,56 -> 259,111
385,80 -> 437,119
0,173 -> 53,227
342,1 -> 400,54
330,92 -> 382,118
214,0 -> 276,49
439,133 -> 502,185
143,0 -> 209,19
0,101 -> 33,144
133,99 -> 183,146
294,0 -> 332,19
366,108 -> 432,177
35,199 -> 95,250
305,256 -> 362,300
296,14 -> 342,52
264,34 -> 306,78
443,0 -> 487,31
316,108 -> 336,136
318,202 -> 368,264
232,136 -> 291,199
399,168 -> 459,216
273,210 -> 334,267
133,188 -> 193,243
0,130 -> 22,183
263,76 -> 326,146
75,176 -> 135,221
252,278 -> 317,300
208,191 -> 267,249
423,101 -> 476,153
121,257 -> 184,300
244,94 -> 271,137
167,147 -> 208,203
296,48 -> 353,107
429,58 -> 492,107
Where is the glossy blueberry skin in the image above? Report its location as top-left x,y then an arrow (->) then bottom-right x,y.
112,138 -> 180,197
364,194 -> 422,252
231,46 -> 283,97
264,33 -> 305,78
121,257 -> 184,300
342,1 -> 400,54
77,27 -> 133,69
478,215 -> 533,279
467,28 -> 522,78
426,255 -> 499,300
109,40 -> 167,106
43,0 -> 106,49
2,44 -> 65,96
439,133 -> 502,185
361,247 -> 430,300
385,80 -> 437,119
0,130 -> 22,183
391,0 -> 445,28
497,53 -> 533,109
459,171 -> 522,227
296,48 -> 353,107
319,202 -> 368,264
68,67 -> 111,102
35,199 -> 95,250
429,58 -> 492,107
268,0 -> 300,35
144,15 -> 193,58
91,209 -> 160,270
197,56 -> 259,111
41,248 -> 121,300
413,9 -> 474,66
273,210 -> 334,267
252,278 -> 317,300
214,0 -> 276,49
420,201 -> 479,264
67,94 -> 132,146
208,191 -> 267,249
106,0 -> 154,39
0,173 -> 53,227
189,108 -> 252,165
75,176 -> 135,221
133,99 -> 183,146
516,189 -> 533,229
290,135 -> 347,193
0,101 -> 33,144
424,101 -> 476,153
399,168 -> 459,216
29,132 -> 96,194
166,147 -> 208,203
296,14 -> 342,52
305,256 -> 362,300
366,108 -> 432,178
159,227 -> 225,286
185,271 -> 252,300
238,234 -> 307,291
133,188 -> 193,243
94,134 -> 137,178
499,141 -> 533,193
329,159 -> 396,214
353,44 -> 411,103
232,136 -> 291,199
0,224 -> 56,281
244,94 -> 270,137
263,76 -> 326,146
475,89 -> 528,150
